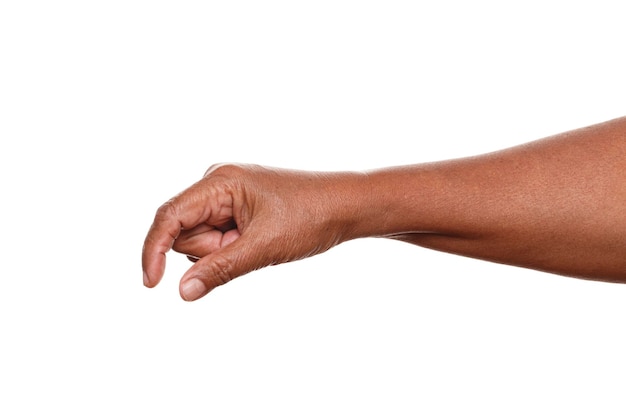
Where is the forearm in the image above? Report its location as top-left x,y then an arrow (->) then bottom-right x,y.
143,116 -> 626,300
350,116 -> 626,281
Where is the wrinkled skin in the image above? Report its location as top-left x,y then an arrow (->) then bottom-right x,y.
142,164 -> 368,300
143,116 -> 626,301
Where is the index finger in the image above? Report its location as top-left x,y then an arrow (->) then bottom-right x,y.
142,186 -> 215,287
142,202 -> 179,287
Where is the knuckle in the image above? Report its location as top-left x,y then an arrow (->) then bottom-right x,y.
204,163 -> 263,180
204,163 -> 225,177
208,254 -> 235,287
204,163 -> 243,178
155,199 -> 179,221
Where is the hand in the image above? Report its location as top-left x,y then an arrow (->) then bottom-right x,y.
142,164 -> 366,301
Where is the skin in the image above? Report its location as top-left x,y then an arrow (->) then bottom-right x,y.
142,116 -> 626,301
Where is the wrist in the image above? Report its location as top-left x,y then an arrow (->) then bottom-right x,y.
323,169 -> 403,242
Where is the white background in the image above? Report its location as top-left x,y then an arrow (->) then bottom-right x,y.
1,1 -> 625,416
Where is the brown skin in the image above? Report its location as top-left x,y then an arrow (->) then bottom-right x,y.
142,116 -> 626,301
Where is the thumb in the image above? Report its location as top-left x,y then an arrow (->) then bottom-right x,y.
178,233 -> 266,301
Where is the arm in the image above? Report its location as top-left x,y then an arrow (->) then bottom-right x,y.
362,116 -> 626,281
142,116 -> 626,301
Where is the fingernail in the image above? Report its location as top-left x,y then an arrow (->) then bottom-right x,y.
181,279 -> 208,301
143,271 -> 150,287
